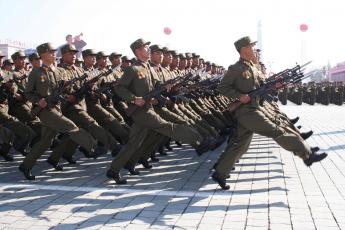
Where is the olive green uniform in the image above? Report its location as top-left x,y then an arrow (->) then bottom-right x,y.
216,58 -> 312,179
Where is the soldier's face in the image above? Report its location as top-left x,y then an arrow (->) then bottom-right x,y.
41,51 -> 56,65
136,45 -> 150,61
150,51 -> 163,65
84,55 -> 96,67
243,44 -> 257,63
163,53 -> 173,65
63,51 -> 76,65
179,59 -> 187,68
111,57 -> 122,66
14,57 -> 26,69
98,57 -> 108,67
30,59 -> 41,68
192,58 -> 199,67
171,57 -> 179,68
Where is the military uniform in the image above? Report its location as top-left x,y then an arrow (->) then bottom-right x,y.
214,36 -> 319,189
107,39 -> 212,184
21,43 -> 96,179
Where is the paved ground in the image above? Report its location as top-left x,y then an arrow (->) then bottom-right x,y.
1,103 -> 345,230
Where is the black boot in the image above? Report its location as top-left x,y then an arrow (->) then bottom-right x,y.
19,164 -> 35,180
150,153 -> 159,162
304,152 -> 328,167
195,137 -> 212,156
139,159 -> 153,169
175,141 -> 182,147
47,157 -> 63,171
79,146 -> 93,158
311,146 -> 320,153
106,169 -> 127,184
165,140 -> 173,151
158,145 -> 167,156
0,143 -> 13,161
212,172 -> 230,190
290,116 -> 300,124
124,164 -> 140,175
300,130 -> 313,140
63,155 -> 77,164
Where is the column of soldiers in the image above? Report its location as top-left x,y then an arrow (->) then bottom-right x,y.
0,36 -> 328,190
0,39 -> 234,185
278,81 -> 344,106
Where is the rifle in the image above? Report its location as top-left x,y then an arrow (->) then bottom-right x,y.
30,81 -> 68,118
30,69 -> 107,118
125,73 -> 189,116
227,61 -> 311,112
62,68 -> 113,109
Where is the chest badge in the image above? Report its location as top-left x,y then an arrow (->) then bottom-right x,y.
242,70 -> 251,79
40,75 -> 45,82
137,71 -> 145,79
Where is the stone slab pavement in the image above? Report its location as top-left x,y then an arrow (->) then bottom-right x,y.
0,102 -> 345,229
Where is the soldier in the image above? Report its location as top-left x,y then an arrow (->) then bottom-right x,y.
106,38 -> 215,184
121,56 -> 131,70
10,51 -> 41,147
28,53 -> 41,69
58,44 -> 119,161
20,42 -> 97,180
215,36 -> 327,190
2,59 -> 14,72
95,51 -> 130,144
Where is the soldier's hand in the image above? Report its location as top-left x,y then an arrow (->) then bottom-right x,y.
38,98 -> 47,108
133,97 -> 145,107
165,84 -> 173,92
100,93 -> 107,101
15,94 -> 23,101
275,82 -> 283,89
67,95 -> 76,104
150,98 -> 159,105
239,94 -> 251,104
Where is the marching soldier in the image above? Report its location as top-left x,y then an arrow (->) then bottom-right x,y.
20,42 -> 97,180
215,36 -> 327,190
106,38 -> 215,184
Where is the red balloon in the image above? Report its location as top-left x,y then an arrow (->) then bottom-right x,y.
163,27 -> 172,35
300,24 -> 308,32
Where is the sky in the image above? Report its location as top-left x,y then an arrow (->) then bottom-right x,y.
1,0 -> 344,72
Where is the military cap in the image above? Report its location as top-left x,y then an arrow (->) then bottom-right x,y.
130,57 -> 136,63
211,63 -> 217,67
11,50 -> 27,60
192,53 -> 200,58
36,42 -> 57,55
109,52 -> 122,60
0,51 -> 5,58
178,53 -> 186,59
82,49 -> 97,57
185,53 -> 193,59
162,47 -> 170,53
130,38 -> 151,53
234,36 -> 257,52
169,50 -> 178,56
96,51 -> 109,60
121,55 -> 130,62
28,52 -> 40,61
205,61 -> 211,65
60,44 -> 78,55
149,44 -> 164,53
2,59 -> 14,66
